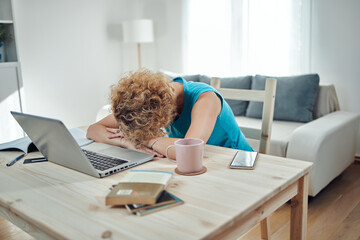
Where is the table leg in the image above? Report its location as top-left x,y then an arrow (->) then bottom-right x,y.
290,174 -> 309,240
260,217 -> 271,239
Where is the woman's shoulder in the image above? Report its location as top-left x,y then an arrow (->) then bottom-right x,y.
172,77 -> 220,101
185,80 -> 215,93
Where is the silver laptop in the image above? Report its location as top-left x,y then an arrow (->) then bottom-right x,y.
11,111 -> 153,178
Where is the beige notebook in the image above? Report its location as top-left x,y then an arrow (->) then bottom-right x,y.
105,170 -> 173,206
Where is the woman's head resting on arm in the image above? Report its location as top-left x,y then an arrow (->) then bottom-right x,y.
110,69 -> 177,148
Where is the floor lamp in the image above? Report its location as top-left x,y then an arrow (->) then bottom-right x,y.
122,19 -> 154,69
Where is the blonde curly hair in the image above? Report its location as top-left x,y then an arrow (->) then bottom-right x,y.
110,69 -> 177,148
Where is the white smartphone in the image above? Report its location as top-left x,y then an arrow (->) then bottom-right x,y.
229,151 -> 258,169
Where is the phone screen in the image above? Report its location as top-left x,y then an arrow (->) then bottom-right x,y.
230,151 -> 258,169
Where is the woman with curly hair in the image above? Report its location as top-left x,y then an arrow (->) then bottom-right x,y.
86,69 -> 252,159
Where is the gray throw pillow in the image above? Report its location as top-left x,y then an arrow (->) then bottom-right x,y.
181,74 -> 201,82
159,70 -> 200,82
246,74 -> 320,122
199,75 -> 252,116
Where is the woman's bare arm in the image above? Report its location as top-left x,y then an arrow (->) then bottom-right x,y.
87,114 -> 164,156
185,91 -> 221,141
86,114 -> 127,147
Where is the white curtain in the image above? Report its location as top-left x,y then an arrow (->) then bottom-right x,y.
183,0 -> 311,77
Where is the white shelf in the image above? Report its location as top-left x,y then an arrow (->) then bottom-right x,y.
0,20 -> 13,24
0,62 -> 18,68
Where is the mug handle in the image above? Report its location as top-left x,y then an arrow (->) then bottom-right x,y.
166,145 -> 176,163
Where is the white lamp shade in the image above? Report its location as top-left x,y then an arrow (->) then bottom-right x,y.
122,19 -> 154,43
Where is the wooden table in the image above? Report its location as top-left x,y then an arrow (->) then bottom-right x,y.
0,144 -> 312,240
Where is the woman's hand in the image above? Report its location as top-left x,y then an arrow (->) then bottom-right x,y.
123,139 -> 165,158
106,128 -> 164,158
106,128 -> 124,139
138,145 -> 165,158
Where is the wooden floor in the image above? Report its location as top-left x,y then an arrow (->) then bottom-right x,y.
1,162 -> 359,240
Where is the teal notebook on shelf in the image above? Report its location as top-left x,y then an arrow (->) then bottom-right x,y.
0,128 -> 93,153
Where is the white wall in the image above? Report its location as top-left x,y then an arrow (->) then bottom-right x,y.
14,0 -> 122,128
310,0 -> 360,155
13,0 -> 181,129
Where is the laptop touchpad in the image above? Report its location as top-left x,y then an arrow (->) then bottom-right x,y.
99,146 -> 149,160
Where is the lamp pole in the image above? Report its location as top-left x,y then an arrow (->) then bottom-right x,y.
137,43 -> 142,69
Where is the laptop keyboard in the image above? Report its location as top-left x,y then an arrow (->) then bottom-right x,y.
82,149 -> 127,171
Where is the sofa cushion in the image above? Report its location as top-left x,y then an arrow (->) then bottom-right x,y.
181,74 -> 201,82
199,75 -> 252,116
246,74 -> 320,122
235,116 -> 304,157
313,85 -> 340,119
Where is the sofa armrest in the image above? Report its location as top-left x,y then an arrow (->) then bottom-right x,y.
286,111 -> 360,196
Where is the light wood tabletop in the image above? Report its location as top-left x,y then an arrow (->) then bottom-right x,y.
0,144 -> 312,240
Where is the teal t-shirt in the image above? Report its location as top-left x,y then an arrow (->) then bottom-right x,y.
168,77 -> 253,151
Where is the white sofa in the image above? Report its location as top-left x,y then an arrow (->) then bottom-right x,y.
235,84 -> 359,196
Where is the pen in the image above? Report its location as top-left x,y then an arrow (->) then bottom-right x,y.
6,153 -> 26,167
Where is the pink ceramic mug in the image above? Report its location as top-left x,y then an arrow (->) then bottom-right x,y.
168,138 -> 204,173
